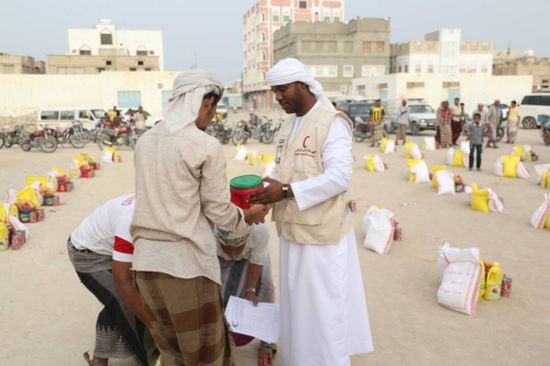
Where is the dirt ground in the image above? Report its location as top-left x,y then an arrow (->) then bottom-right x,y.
0,127 -> 549,366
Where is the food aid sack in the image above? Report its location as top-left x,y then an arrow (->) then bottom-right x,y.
470,183 -> 490,213
534,164 -> 550,185
437,243 -> 483,316
405,142 -> 422,159
513,145 -> 533,162
447,148 -> 467,168
460,141 -> 471,155
431,165 -> 447,188
380,138 -> 395,154
362,206 -> 395,254
262,161 -> 276,178
516,162 -> 530,179
495,156 -> 524,178
422,136 -> 436,151
365,154 -> 386,173
531,193 -> 550,229
436,170 -> 455,195
487,189 -> 504,213
408,159 -> 430,184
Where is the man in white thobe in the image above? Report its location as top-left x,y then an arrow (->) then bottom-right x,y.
249,58 -> 373,366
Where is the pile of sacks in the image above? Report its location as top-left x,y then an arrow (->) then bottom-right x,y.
512,144 -> 539,162
101,147 -> 122,164
437,243 -> 512,316
364,154 -> 387,173
430,166 -> 465,195
531,193 -> 550,230
469,183 -> 504,213
362,206 -> 402,254
494,155 -> 530,179
73,153 -> 101,178
0,190 -> 29,251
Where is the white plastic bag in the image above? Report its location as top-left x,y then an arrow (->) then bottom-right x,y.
410,161 -> 430,184
437,243 -> 483,316
516,162 -> 530,179
494,157 -> 503,177
409,144 -> 423,160
382,140 -> 395,154
531,193 -> 550,229
362,206 -> 395,254
487,189 -> 504,213
436,170 -> 456,195
534,164 -> 550,183
102,151 -> 114,164
460,141 -> 471,154
423,137 -> 436,151
233,145 -> 248,161
373,155 -> 386,172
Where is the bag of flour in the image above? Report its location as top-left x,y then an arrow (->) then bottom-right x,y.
362,206 -> 395,254
531,193 -> 550,229
436,170 -> 455,195
437,243 -> 483,316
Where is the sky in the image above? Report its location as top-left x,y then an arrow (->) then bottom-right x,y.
1,0 -> 549,84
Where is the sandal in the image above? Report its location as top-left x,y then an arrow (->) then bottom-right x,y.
257,341 -> 277,366
83,352 -> 108,366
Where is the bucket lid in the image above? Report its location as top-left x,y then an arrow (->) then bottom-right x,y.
230,175 -> 262,190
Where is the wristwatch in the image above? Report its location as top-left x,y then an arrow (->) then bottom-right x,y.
282,184 -> 289,199
245,288 -> 256,294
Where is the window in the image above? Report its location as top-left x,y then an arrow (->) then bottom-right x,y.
129,68 -> 137,71
137,50 -> 147,56
362,65 -> 386,77
284,14 -> 290,22
40,111 -> 59,120
273,14 -> 280,21
442,82 -> 460,88
100,33 -> 113,45
2,64 -> 15,73
60,111 -> 76,120
299,1 -> 307,8
261,13 -> 265,22
481,64 -> 488,73
117,91 -> 142,109
262,33 -> 266,41
324,16 -> 330,22
149,51 -> 155,55
138,61 -> 144,66
362,42 -> 372,54
310,65 -> 338,78
57,67 -> 67,74
72,67 -> 84,74
415,64 -> 421,73
542,79 -> 549,85
79,50 -> 91,55
145,68 -> 152,71
79,111 -> 94,120
376,42 -> 385,53
97,67 -> 105,73
467,64 -> 477,73
404,65 -> 408,73
407,82 -> 425,88
398,65 -> 402,73
334,17 -> 340,22
343,65 -> 354,78
427,64 -> 434,73
522,95 -> 550,106
106,60 -> 112,66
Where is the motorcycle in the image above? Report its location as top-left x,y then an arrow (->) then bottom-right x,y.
539,114 -> 550,146
0,125 -> 23,149
353,116 -> 372,143
231,116 -> 273,145
18,124 -> 58,153
96,121 -> 137,150
49,121 -> 88,149
260,118 -> 281,144
206,119 -> 233,144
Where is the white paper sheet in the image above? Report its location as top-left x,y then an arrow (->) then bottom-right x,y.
224,296 -> 280,344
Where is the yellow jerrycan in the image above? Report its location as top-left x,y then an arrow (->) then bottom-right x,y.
484,262 -> 503,301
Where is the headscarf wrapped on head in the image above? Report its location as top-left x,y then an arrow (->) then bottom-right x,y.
163,70 -> 224,133
215,226 -> 251,247
266,58 -> 332,106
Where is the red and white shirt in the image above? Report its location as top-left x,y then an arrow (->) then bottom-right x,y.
70,194 -> 136,263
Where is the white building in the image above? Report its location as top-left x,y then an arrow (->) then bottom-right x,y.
391,29 -> 493,78
350,73 -> 533,114
66,19 -> 164,70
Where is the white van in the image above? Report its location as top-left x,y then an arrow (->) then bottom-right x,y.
37,107 -> 106,131
519,94 -> 550,129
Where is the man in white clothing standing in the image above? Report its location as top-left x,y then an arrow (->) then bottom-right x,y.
249,58 -> 373,366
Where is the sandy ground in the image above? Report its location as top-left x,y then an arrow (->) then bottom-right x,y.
1,127 -> 549,366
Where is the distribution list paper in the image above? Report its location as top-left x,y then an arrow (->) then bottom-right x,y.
225,296 -> 280,344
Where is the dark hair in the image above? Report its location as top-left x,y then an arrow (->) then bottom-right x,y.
203,91 -> 221,103
376,99 -> 381,102
473,113 -> 481,118
511,100 -> 517,104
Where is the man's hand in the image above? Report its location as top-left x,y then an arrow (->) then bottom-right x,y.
244,290 -> 259,306
244,204 -> 268,225
248,178 -> 284,205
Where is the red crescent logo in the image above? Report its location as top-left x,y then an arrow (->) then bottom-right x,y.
303,136 -> 310,148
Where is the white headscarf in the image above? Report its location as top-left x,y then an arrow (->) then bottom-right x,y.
163,70 -> 224,133
266,58 -> 331,105
215,226 -> 251,247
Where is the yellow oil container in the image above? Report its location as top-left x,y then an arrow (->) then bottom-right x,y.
484,262 -> 503,301
0,223 -> 9,250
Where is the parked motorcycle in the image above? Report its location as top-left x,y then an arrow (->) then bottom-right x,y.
353,116 -> 372,143
231,116 -> 273,145
18,124 -> 58,153
49,121 -> 88,149
206,119 -> 233,144
0,125 -> 23,149
96,121 -> 137,150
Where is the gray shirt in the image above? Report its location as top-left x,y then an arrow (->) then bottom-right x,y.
468,123 -> 485,145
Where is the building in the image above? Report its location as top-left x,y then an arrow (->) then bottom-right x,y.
0,71 -> 180,117
390,29 -> 493,79
0,53 -> 45,74
350,73 -> 532,115
493,50 -> 550,92
273,17 -> 390,98
243,0 -> 345,109
47,19 -> 163,74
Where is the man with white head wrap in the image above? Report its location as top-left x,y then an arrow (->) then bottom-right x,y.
249,58 -> 374,366
130,70 -> 268,366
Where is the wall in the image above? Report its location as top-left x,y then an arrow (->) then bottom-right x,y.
47,54 -> 160,74
0,71 -> 180,117
351,73 -> 533,114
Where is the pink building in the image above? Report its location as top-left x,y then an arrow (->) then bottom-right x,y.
243,0 -> 345,109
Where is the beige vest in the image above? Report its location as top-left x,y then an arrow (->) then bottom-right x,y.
272,103 -> 353,245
